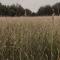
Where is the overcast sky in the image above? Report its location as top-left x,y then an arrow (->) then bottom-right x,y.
0,0 -> 60,12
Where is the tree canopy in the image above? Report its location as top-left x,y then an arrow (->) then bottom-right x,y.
0,2 -> 60,16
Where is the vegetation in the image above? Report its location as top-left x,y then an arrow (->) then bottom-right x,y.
0,2 -> 60,16
0,17 -> 60,60
0,2 -> 60,60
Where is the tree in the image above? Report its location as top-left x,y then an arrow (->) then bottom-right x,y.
16,5 -> 25,16
52,3 -> 60,16
0,3 -> 25,16
24,9 -> 32,16
37,5 -> 53,16
0,3 -> 3,16
37,7 -> 45,16
31,12 -> 37,16
7,5 -> 17,16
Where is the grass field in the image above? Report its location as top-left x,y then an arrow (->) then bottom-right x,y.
0,16 -> 60,60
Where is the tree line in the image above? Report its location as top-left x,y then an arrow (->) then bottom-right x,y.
0,2 -> 60,16
37,3 -> 60,16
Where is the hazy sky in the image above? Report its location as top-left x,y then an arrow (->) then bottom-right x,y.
0,0 -> 60,12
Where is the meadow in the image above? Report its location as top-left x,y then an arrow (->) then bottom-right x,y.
0,16 -> 60,60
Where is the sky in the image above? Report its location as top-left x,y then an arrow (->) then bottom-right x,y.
0,0 -> 60,12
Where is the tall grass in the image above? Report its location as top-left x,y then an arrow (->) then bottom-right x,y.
0,17 -> 60,60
